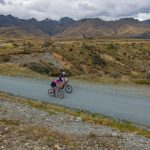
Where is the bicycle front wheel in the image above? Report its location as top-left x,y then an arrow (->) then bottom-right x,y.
65,84 -> 73,93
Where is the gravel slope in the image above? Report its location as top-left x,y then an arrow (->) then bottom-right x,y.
0,99 -> 150,150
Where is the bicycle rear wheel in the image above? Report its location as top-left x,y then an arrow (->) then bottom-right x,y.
48,89 -> 55,97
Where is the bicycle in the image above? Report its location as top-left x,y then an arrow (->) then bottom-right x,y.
48,86 -> 64,99
61,79 -> 73,93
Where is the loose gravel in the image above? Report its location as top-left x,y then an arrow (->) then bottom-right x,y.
0,100 -> 150,150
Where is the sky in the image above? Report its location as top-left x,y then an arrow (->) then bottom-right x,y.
0,0 -> 150,21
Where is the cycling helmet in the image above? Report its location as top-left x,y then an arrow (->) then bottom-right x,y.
62,71 -> 66,75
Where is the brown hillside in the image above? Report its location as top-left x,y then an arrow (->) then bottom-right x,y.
0,27 -> 34,37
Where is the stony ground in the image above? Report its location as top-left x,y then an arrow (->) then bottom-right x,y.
0,99 -> 150,150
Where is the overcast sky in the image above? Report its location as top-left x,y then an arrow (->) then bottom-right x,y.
0,0 -> 150,21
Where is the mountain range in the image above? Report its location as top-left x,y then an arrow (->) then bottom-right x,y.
0,14 -> 150,38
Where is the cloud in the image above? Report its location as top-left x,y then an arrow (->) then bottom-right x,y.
0,0 -> 150,20
136,13 -> 150,21
0,0 -> 6,5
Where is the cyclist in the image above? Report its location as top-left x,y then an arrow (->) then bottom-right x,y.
58,71 -> 67,83
50,78 -> 63,95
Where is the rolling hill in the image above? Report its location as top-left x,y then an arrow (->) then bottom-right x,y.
0,26 -> 35,37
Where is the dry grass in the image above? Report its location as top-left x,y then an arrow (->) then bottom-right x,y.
0,121 -> 79,149
0,37 -> 150,84
71,75 -> 129,84
0,119 -> 21,126
0,63 -> 50,80
0,122 -> 122,149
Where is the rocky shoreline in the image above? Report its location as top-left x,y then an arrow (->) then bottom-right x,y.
0,98 -> 150,150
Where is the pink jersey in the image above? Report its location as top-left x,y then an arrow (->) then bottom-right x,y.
54,79 -> 60,84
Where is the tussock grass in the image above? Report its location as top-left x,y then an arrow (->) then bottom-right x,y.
71,75 -> 125,84
134,80 -> 150,85
0,63 -> 50,80
0,37 -> 150,85
0,119 -> 21,126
